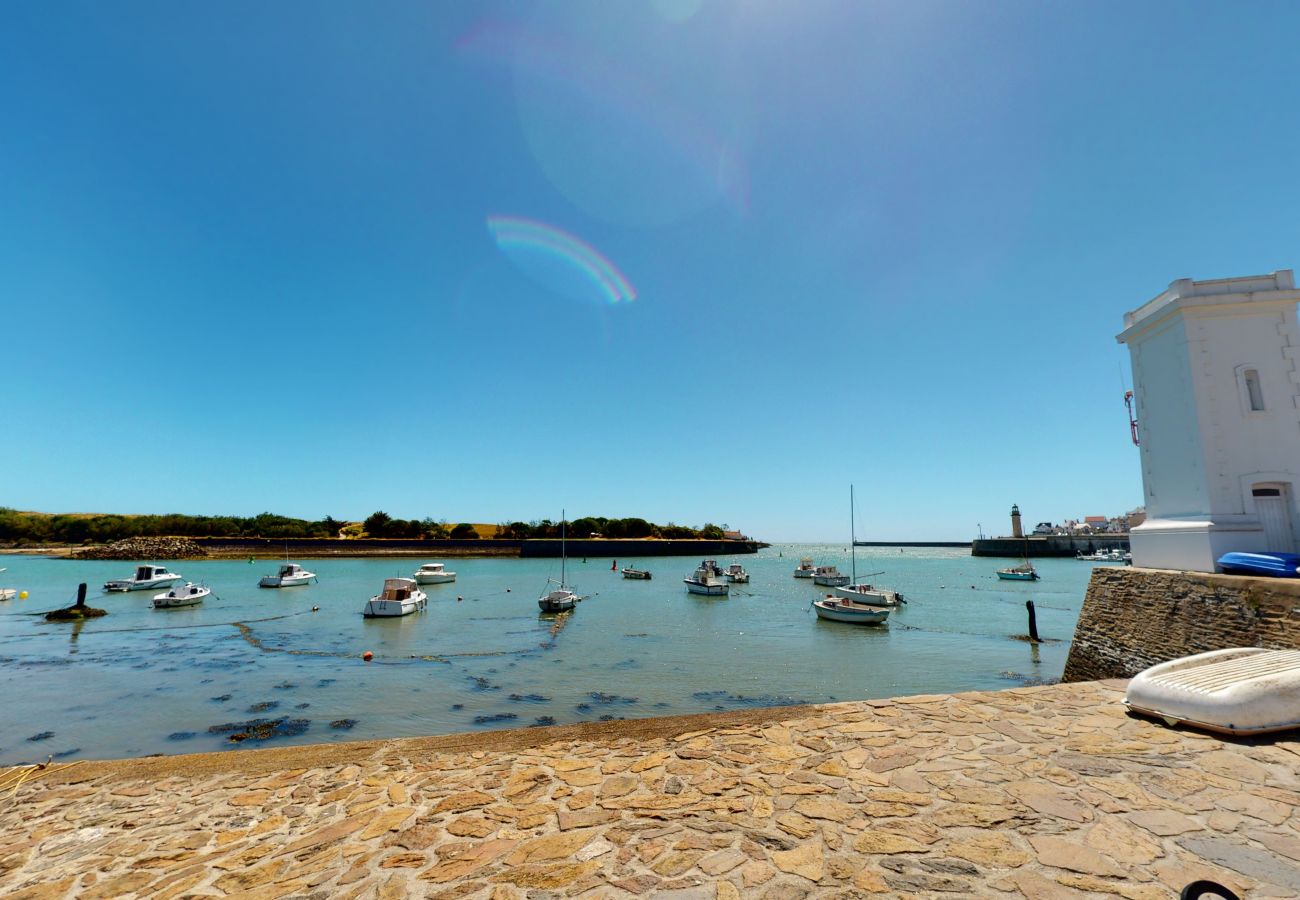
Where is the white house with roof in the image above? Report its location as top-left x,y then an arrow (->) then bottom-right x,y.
1116,270 -> 1300,571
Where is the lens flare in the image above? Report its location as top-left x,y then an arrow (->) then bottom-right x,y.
486,216 -> 637,305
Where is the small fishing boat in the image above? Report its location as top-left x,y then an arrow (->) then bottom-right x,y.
1125,648 -> 1300,735
996,562 -> 1040,581
724,563 -> 749,583
685,561 -> 729,595
793,557 -> 816,578
0,589 -> 16,601
363,577 -> 427,617
813,594 -> 890,625
1216,552 -> 1300,578
621,567 -> 652,580
413,562 -> 457,584
259,563 -> 317,588
539,512 -> 581,613
812,565 -> 850,587
152,582 -> 210,609
104,565 -> 183,592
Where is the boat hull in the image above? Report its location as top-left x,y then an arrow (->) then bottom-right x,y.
813,598 -> 890,625
813,575 -> 850,587
363,593 -> 428,617
259,574 -> 316,588
621,569 -> 651,580
105,576 -> 182,592
685,580 -> 729,595
414,573 -> 456,584
152,584 -> 210,608
830,584 -> 902,606
996,570 -> 1038,581
1125,648 -> 1300,735
1217,552 -> 1300,578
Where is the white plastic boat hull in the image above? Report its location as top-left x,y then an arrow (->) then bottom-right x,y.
363,593 -> 428,617
539,589 -> 577,613
621,569 -> 651,580
685,579 -> 729,595
793,570 -> 815,578
414,572 -> 456,584
105,575 -> 182,592
0,589 -> 16,601
152,584 -> 210,608
813,598 -> 890,625
830,584 -> 901,606
813,574 -> 850,587
259,573 -> 316,588
1125,648 -> 1300,735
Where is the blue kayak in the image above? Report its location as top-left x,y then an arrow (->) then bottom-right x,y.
1217,552 -> 1300,578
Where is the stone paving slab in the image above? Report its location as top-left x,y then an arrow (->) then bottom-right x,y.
3,679 -> 1299,898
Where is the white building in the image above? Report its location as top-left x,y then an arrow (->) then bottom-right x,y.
1117,270 -> 1300,571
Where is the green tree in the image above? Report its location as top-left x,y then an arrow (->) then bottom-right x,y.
700,523 -> 725,540
363,511 -> 393,538
450,522 -> 480,539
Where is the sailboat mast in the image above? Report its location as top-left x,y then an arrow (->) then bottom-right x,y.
849,484 -> 857,584
560,509 -> 566,588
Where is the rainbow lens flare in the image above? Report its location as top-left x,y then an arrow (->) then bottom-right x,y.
486,215 -> 637,305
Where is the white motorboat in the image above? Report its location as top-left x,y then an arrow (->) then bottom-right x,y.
685,561 -> 729,595
0,589 -> 16,601
828,485 -> 905,606
363,577 -> 427,618
1125,648 -> 1300,736
538,511 -> 581,613
413,562 -> 456,585
724,563 -> 750,583
104,565 -> 183,592
812,565 -> 850,587
793,557 -> 816,578
621,567 -> 652,580
813,594 -> 890,625
152,582 -> 210,609
259,563 -> 317,588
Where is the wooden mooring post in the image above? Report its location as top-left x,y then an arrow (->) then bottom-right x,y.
1026,600 -> 1040,643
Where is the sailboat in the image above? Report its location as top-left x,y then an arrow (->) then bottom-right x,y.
538,510 -> 581,613
828,485 -> 905,607
997,540 -> 1040,581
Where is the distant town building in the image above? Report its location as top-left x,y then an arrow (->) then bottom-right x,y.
722,530 -> 748,542
1117,270 -> 1300,571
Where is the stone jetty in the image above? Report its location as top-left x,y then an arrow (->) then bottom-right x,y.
71,537 -> 208,560
3,680 -> 1298,898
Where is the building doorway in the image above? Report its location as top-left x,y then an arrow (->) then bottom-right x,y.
1252,484 -> 1297,553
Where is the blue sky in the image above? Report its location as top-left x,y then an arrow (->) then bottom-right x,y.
4,1 -> 1300,541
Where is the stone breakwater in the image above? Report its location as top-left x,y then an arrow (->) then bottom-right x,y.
71,537 -> 208,561
4,680 -> 1299,898
1064,566 -> 1300,682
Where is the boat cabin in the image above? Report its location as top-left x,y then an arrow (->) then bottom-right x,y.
381,578 -> 417,601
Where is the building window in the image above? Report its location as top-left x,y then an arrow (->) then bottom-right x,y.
1244,368 -> 1265,411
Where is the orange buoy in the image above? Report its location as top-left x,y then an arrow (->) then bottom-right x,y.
362,651 -> 374,661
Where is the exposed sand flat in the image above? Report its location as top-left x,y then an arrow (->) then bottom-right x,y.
3,679 -> 1298,898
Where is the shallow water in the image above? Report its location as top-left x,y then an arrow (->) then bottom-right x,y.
0,546 -> 1109,763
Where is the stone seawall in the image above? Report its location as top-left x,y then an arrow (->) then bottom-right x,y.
972,535 -> 1130,558
1062,566 -> 1300,682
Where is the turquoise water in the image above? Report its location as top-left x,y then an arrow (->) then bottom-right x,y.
0,546 -> 1105,764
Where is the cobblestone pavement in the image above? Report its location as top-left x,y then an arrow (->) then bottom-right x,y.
3,679 -> 1299,898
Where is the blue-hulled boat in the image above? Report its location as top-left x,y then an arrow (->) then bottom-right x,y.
1217,552 -> 1300,578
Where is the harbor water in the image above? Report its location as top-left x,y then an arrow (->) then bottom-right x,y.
0,546 -> 1109,764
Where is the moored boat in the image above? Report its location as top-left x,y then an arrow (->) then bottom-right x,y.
413,562 -> 457,584
0,588 -> 16,601
259,563 -> 317,588
996,563 -> 1040,581
363,577 -> 428,617
539,511 -> 581,613
621,567 -> 652,580
830,583 -> 904,606
813,594 -> 890,625
793,557 -> 816,578
1125,647 -> 1300,735
104,565 -> 183,592
152,582 -> 210,609
685,561 -> 729,595
812,565 -> 850,587
724,563 -> 749,584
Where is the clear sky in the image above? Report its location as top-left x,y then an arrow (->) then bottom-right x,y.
4,1 -> 1300,541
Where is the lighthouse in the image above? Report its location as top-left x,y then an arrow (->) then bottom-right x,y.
1010,504 -> 1023,539
1117,270 -> 1300,571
